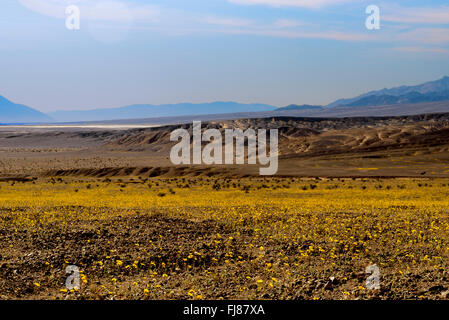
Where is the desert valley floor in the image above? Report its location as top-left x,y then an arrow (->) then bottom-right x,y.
2,114 -> 449,299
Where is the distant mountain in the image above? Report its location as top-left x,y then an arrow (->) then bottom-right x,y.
5,76 -> 449,124
49,102 -> 277,122
327,76 -> 449,108
345,90 -> 449,108
276,104 -> 323,111
0,95 -> 52,124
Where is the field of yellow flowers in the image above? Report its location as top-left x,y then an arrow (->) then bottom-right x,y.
1,176 -> 449,300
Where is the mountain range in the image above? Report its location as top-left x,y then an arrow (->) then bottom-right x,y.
326,76 -> 449,108
341,90 -> 449,108
2,76 -> 449,123
275,104 -> 323,111
0,96 -> 52,124
48,102 -> 277,122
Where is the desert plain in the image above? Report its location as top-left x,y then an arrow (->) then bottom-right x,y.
2,113 -> 449,299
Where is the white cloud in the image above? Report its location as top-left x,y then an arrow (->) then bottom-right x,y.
203,16 -> 253,27
227,0 -> 355,9
399,28 -> 449,45
393,47 -> 448,54
221,28 -> 372,41
19,0 -> 159,22
197,15 -> 368,41
15,0 -> 382,43
274,19 -> 303,28
383,5 -> 449,24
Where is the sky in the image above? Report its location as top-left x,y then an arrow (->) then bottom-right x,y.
1,0 -> 449,112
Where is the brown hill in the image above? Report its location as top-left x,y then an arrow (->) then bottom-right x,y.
3,112 -> 449,177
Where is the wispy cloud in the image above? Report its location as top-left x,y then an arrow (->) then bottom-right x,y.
398,28 -> 449,45
227,0 -> 356,9
215,27 -> 372,42
192,14 -> 369,41
19,0 -> 160,22
21,0 -> 445,46
202,16 -> 254,27
273,19 -> 304,28
383,5 -> 449,24
393,46 -> 449,54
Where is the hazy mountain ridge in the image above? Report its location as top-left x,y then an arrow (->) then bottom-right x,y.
275,104 -> 323,111
327,76 -> 449,108
2,76 -> 449,124
344,90 -> 449,108
0,96 -> 53,124
48,102 -> 277,122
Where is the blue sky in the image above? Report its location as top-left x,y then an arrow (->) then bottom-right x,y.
1,0 -> 449,111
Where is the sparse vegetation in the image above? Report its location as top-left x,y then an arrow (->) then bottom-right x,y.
1,177 -> 449,300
